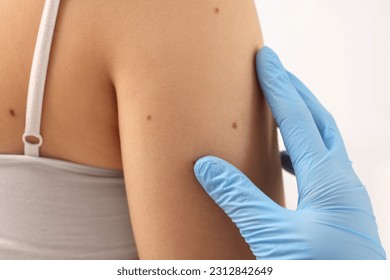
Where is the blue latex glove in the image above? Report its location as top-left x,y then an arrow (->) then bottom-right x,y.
194,46 -> 386,260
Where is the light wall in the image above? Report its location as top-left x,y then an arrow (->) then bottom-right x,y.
255,0 -> 390,255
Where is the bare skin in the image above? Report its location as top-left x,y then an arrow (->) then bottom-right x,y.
0,0 -> 122,169
0,0 -> 284,259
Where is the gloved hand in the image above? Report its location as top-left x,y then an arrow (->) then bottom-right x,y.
194,46 -> 386,260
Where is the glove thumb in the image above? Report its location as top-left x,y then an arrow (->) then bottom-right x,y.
194,156 -> 281,254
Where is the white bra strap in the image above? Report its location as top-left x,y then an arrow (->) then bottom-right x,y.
23,0 -> 61,157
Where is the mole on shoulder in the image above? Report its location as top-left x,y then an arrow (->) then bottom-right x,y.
232,122 -> 238,129
214,7 -> 220,14
147,114 -> 152,121
9,109 -> 16,117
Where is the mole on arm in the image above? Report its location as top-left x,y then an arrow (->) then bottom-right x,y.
232,122 -> 238,129
147,114 -> 152,121
9,109 -> 16,117
214,7 -> 220,14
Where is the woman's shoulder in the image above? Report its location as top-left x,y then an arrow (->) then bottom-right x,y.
97,0 -> 262,84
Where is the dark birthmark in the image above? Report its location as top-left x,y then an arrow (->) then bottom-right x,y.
214,7 -> 220,14
147,115 -> 152,121
9,109 -> 16,117
232,122 -> 238,129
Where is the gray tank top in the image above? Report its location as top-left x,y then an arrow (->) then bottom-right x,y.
0,0 -> 138,259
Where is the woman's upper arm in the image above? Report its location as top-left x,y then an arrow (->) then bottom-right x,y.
108,0 -> 284,259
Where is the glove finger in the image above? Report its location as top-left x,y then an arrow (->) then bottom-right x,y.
256,47 -> 327,172
287,71 -> 349,160
194,155 -> 282,252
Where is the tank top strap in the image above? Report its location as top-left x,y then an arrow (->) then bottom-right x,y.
23,0 -> 61,157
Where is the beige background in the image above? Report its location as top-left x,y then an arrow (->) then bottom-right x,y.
255,0 -> 390,255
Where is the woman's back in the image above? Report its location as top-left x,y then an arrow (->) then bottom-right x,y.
0,0 -> 137,259
0,0 -> 122,169
0,0 -> 284,259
